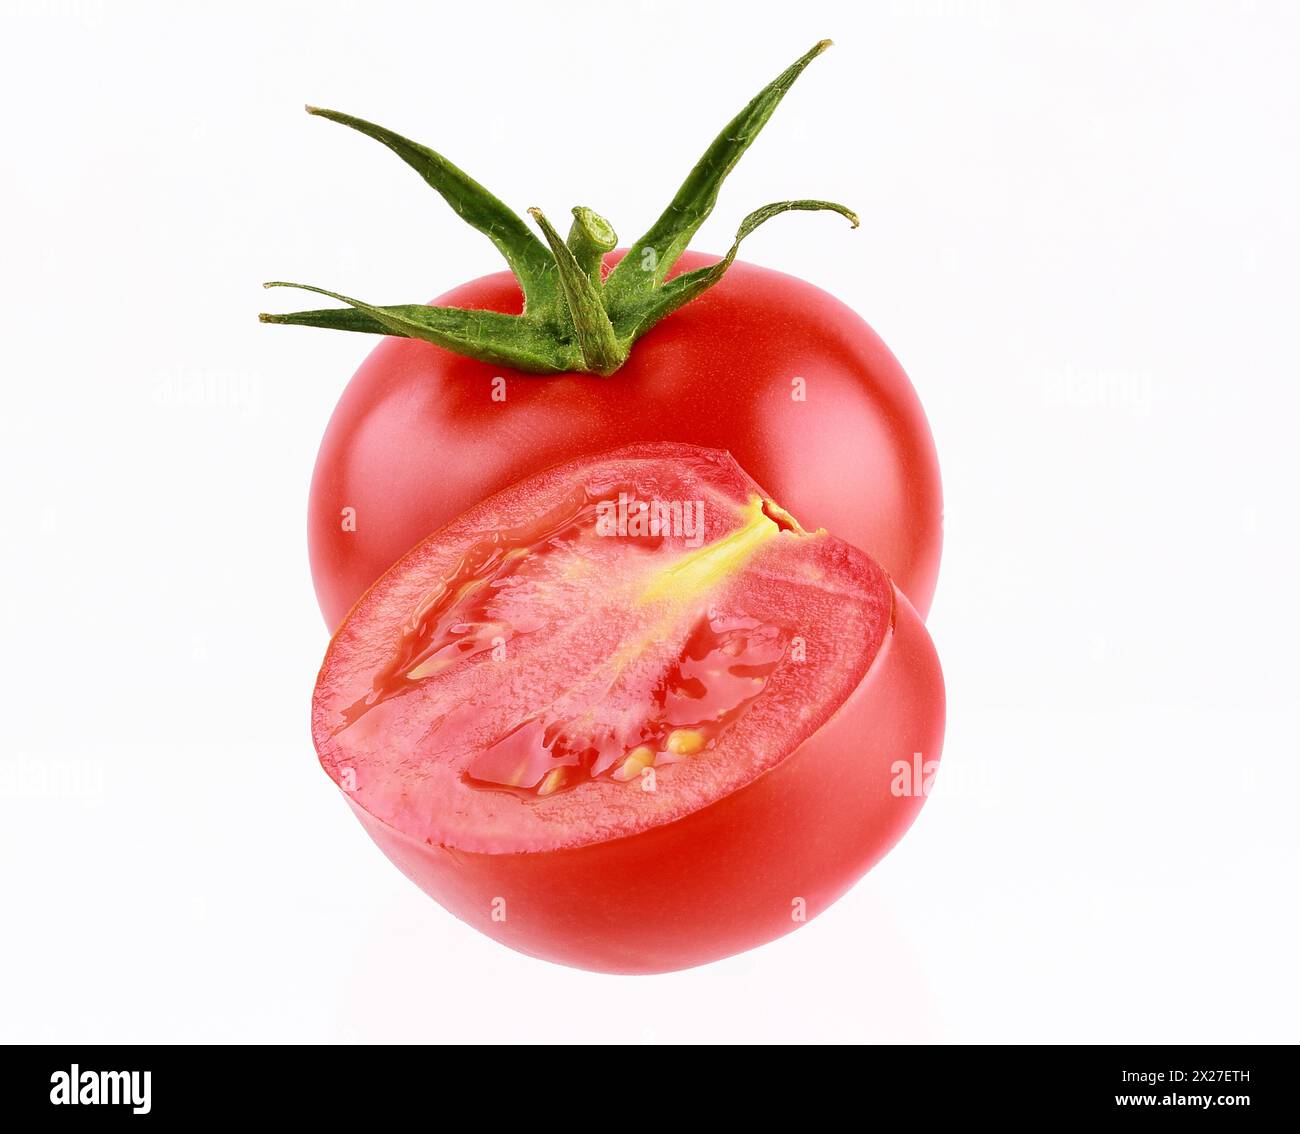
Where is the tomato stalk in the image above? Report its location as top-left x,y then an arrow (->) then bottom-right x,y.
261,40 -> 858,375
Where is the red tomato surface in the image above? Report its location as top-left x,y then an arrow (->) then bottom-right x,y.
308,252 -> 942,628
313,444 -> 945,972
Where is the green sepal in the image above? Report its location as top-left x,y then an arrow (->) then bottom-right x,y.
602,39 -> 834,315
612,200 -> 859,342
304,107 -> 562,321
260,283 -> 578,373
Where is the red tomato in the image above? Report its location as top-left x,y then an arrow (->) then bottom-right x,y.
309,250 -> 942,628
313,443 -> 944,972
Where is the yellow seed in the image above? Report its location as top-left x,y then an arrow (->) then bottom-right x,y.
537,768 -> 566,797
406,657 -> 450,681
667,729 -> 706,756
613,746 -> 656,782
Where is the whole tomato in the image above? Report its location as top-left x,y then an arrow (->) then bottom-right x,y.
307,253 -> 941,627
265,41 -> 942,626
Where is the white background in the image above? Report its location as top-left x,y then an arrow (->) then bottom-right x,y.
2,0 -> 1297,1043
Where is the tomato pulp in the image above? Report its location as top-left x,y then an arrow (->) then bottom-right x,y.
313,443 -> 944,973
308,252 -> 942,629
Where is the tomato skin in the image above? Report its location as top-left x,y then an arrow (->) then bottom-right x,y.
341,587 -> 943,974
308,252 -> 942,628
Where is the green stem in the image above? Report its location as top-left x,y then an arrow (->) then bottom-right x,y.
567,207 -> 618,290
528,208 -> 625,376
262,41 -> 858,377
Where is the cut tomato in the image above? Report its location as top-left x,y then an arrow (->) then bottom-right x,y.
313,443 -> 944,973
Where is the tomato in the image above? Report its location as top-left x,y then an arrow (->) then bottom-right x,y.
266,42 -> 942,627
307,250 -> 942,628
313,443 -> 944,972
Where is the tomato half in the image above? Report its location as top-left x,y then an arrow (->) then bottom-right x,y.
308,251 -> 943,629
313,443 -> 944,973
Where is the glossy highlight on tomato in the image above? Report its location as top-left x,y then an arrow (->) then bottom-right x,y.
312,443 -> 944,973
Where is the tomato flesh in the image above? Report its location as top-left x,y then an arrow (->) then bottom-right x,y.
313,443 -> 944,970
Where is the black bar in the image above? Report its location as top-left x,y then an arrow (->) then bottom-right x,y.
1,1045 -> 1291,1120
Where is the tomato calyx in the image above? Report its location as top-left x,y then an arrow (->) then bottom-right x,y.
260,40 -> 858,376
